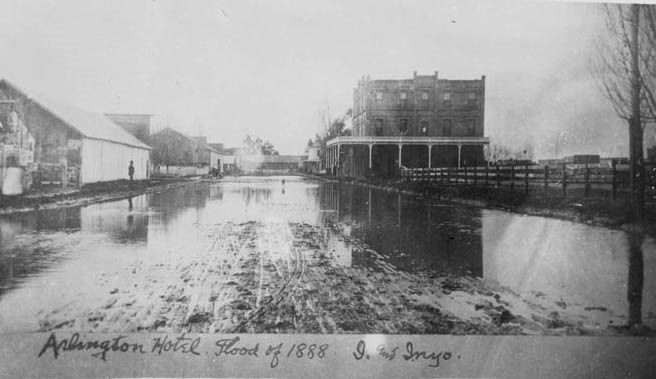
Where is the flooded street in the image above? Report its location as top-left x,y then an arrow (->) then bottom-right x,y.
0,176 -> 654,334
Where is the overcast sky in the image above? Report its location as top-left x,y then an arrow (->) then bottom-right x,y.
0,0 -> 639,157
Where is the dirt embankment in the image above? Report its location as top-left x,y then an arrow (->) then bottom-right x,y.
0,178 -> 194,215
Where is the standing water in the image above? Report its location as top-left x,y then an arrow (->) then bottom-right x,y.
0,176 -> 654,334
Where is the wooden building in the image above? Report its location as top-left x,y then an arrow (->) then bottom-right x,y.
0,79 -> 151,190
150,128 -> 220,176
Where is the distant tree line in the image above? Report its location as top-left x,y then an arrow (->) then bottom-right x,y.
242,135 -> 278,155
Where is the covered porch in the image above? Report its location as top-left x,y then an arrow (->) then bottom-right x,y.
325,136 -> 490,178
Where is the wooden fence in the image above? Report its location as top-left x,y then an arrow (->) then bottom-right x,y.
401,163 -> 656,200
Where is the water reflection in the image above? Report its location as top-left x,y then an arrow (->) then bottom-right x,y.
148,184 -> 209,228
0,206 -> 81,236
323,181 -> 654,328
320,182 -> 483,276
241,186 -> 272,206
0,177 -> 654,331
0,207 -> 83,294
482,211 -> 655,328
627,229 -> 644,326
80,196 -> 149,244
0,196 -> 151,294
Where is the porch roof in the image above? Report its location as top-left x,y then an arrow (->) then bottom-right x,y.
326,136 -> 490,146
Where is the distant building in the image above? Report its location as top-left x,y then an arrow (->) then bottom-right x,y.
327,71 -> 489,178
236,155 -> 304,174
538,158 -> 565,167
540,155 -> 625,168
564,154 -> 600,165
190,136 -> 220,170
217,154 -> 236,174
150,128 -> 219,176
207,142 -> 238,174
209,143 -> 224,152
105,113 -> 152,145
302,144 -> 321,173
0,79 -> 151,190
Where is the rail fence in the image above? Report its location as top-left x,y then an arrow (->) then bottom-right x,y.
401,163 -> 656,200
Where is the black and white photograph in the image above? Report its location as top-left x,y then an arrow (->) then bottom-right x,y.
0,0 -> 655,377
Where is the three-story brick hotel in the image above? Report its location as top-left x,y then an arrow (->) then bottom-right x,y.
326,71 -> 489,178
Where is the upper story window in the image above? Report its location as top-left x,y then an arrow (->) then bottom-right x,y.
375,91 -> 383,105
443,92 -> 451,106
468,91 -> 477,106
442,119 -> 452,136
374,118 -> 384,136
399,91 -> 408,107
420,121 -> 429,135
421,91 -> 429,109
467,119 -> 476,136
399,118 -> 408,135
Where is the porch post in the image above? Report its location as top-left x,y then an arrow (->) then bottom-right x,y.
427,144 -> 432,168
337,144 -> 341,172
368,144 -> 373,169
457,144 -> 462,169
398,144 -> 403,168
330,146 -> 333,172
332,146 -> 335,172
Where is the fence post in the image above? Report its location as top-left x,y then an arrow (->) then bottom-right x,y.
612,160 -> 617,200
562,164 -> 567,198
485,164 -> 489,188
510,165 -> 515,191
524,164 -> 529,194
584,163 -> 590,197
474,165 -> 478,187
496,165 -> 500,188
447,167 -> 451,185
544,165 -> 549,196
463,165 -> 467,185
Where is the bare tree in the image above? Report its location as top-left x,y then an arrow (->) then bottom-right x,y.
595,4 -> 656,221
314,106 -> 352,165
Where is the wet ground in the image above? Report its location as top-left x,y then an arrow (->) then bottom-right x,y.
0,176 -> 654,334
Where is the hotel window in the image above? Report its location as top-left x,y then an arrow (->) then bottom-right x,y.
375,91 -> 383,105
374,118 -> 384,136
399,118 -> 408,135
399,91 -> 408,107
443,92 -> 451,106
467,119 -> 476,136
421,91 -> 429,109
420,121 -> 429,135
442,119 -> 452,136
468,91 -> 476,106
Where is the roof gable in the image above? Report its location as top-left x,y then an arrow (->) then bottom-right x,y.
0,79 -> 151,150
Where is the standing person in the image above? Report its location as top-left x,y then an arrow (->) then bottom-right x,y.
128,161 -> 135,183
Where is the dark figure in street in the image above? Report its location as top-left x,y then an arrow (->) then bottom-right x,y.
128,161 -> 135,183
